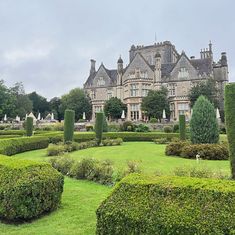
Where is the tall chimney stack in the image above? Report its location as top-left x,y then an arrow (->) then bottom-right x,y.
90,59 -> 96,75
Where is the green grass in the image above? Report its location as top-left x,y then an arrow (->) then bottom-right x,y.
0,178 -> 110,235
15,142 -> 230,175
0,141 -> 230,234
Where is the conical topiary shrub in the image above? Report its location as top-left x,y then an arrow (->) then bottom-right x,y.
190,95 -> 219,144
179,114 -> 186,140
64,109 -> 75,143
26,117 -> 33,137
95,112 -> 104,145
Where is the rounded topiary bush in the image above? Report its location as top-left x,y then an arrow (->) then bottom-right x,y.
163,125 -> 173,133
190,96 -> 219,144
0,156 -> 64,221
149,118 -> 157,124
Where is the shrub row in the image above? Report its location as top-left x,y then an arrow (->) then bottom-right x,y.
50,157 -> 114,185
0,137 -> 49,156
37,132 -> 180,143
165,141 -> 229,160
0,135 -> 21,139
50,156 -> 142,186
96,174 -> 235,235
47,138 -> 123,156
47,140 -> 98,156
173,166 -> 227,179
0,155 -> 64,221
102,138 -> 123,146
0,130 -> 25,136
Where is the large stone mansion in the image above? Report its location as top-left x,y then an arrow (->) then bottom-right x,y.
84,41 -> 228,121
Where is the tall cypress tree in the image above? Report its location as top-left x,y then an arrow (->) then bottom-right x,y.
95,112 -> 104,145
179,114 -> 186,140
225,83 -> 235,179
190,95 -> 219,144
64,109 -> 75,143
26,117 -> 33,137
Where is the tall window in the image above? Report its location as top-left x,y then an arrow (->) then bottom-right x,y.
97,77 -> 105,86
178,68 -> 189,79
178,103 -> 189,115
130,84 -> 138,97
169,83 -> 176,96
130,104 -> 139,120
107,90 -> 112,99
142,83 -> 150,97
94,106 -> 102,113
91,90 -> 96,99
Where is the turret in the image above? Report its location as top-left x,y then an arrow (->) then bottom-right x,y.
90,59 -> 96,75
154,53 -> 161,82
117,56 -> 123,74
117,56 -> 123,85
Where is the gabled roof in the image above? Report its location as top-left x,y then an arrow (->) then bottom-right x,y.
84,73 -> 96,86
190,58 -> 212,75
123,52 -> 154,78
103,66 -> 117,85
84,63 -> 117,87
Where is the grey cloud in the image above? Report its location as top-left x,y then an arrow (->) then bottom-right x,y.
0,0 -> 234,99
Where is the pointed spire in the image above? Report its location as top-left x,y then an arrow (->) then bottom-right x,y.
117,55 -> 123,63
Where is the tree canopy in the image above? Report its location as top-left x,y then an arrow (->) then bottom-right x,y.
104,97 -> 127,120
60,88 -> 92,120
10,82 -> 33,118
189,79 -> 218,108
0,80 -> 15,119
49,97 -> 62,121
141,87 -> 170,121
28,91 -> 49,116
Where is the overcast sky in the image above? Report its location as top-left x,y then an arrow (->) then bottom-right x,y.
0,0 -> 234,99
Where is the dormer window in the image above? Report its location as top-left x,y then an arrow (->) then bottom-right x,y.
178,68 -> 189,79
97,77 -> 105,86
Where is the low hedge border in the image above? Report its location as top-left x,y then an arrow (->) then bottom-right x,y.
37,132 -> 180,143
97,174 -> 235,235
0,155 -> 64,221
0,136 -> 49,156
165,141 -> 229,160
0,130 -> 25,136
0,135 -> 21,139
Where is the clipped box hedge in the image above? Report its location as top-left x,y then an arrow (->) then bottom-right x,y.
165,141 -> 229,160
0,155 -> 64,221
40,132 -> 180,143
97,174 -> 235,235
0,136 -> 49,156
0,130 -> 25,136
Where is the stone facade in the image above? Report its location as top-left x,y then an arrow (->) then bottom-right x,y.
84,41 -> 228,121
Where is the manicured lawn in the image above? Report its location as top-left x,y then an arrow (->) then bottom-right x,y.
0,178 -> 110,235
1,141 -> 230,234
15,141 -> 230,175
